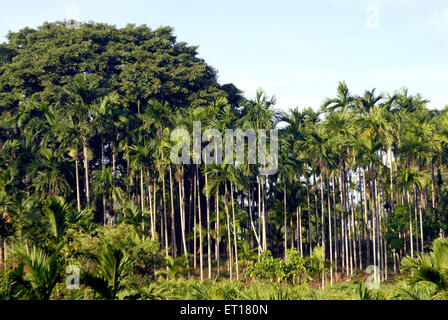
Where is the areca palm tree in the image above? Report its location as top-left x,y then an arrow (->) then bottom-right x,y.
396,166 -> 427,258
91,167 -> 125,225
81,242 -> 129,300
324,109 -> 356,275
127,139 -> 156,237
54,116 -> 84,212
11,243 -> 65,300
401,237 -> 448,299
240,89 -> 278,253
29,148 -> 71,200
63,73 -> 101,210
321,81 -> 354,113
206,163 -> 241,280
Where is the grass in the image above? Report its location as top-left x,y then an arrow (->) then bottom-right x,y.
112,277 -> 405,300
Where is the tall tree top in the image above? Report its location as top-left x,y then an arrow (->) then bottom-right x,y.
0,21 -> 226,113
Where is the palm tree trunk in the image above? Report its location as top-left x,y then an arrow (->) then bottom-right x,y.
407,190 -> 414,257
3,241 -> 7,270
153,179 -> 157,242
205,162 -> 211,279
284,180 -> 288,260
348,171 -> 355,276
196,166 -> 204,280
389,148 -> 394,215
373,174 -> 378,276
261,177 -> 267,251
148,184 -> 154,240
140,169 -> 145,237
332,176 -> 338,275
193,170 -> 197,268
339,172 -> 348,276
216,191 -> 220,277
101,136 -> 107,225
162,168 -> 168,257
0,236 -> 3,269
169,166 -> 176,257
362,167 -> 370,266
179,169 -> 187,256
431,159 -> 436,215
126,157 -> 130,200
298,206 -> 303,257
313,174 -> 319,246
419,191 -> 424,252
320,175 -> 325,257
307,181 -> 312,256
224,185 -> 233,280
320,174 -> 326,288
83,137 -> 90,209
326,176 -> 333,284
248,186 -> 261,252
258,178 -> 263,255
112,148 -> 116,175
230,182 -> 239,280
75,158 -> 81,212
413,185 -> 420,253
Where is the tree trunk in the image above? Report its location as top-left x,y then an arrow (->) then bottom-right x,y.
140,169 -> 145,237
230,182 -> 239,280
407,190 -> 414,258
389,148 -> 394,215
332,176 -> 338,275
3,241 -> 7,270
153,179 -> 157,242
258,178 -> 263,255
362,167 -> 370,266
0,236 -> 3,269
148,184 -> 154,240
248,186 -> 261,252
216,191 -> 220,277
307,181 -> 312,256
75,158 -> 81,212
83,137 -> 90,209
413,186 -> 420,253
193,170 -> 197,268
169,166 -> 176,257
101,136 -> 106,225
320,175 -> 325,257
326,176 -> 333,285
284,180 -> 288,260
205,161 -> 212,279
224,186 -> 233,280
179,168 -> 187,256
162,167 -> 168,257
261,177 -> 267,251
418,190 -> 424,252
431,159 -> 436,215
197,166 -> 204,280
298,206 -> 303,257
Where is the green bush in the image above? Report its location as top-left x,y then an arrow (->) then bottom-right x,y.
246,249 -> 309,284
245,250 -> 284,282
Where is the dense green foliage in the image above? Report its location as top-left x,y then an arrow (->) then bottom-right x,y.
1,22 -> 448,300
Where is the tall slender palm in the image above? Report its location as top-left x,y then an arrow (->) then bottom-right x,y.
63,73 -> 100,210
240,88 -> 278,252
206,164 -> 241,280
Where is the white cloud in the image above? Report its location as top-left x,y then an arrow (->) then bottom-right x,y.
429,8 -> 448,26
276,96 -> 323,111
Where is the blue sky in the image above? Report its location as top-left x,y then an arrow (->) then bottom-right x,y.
1,0 -> 447,111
